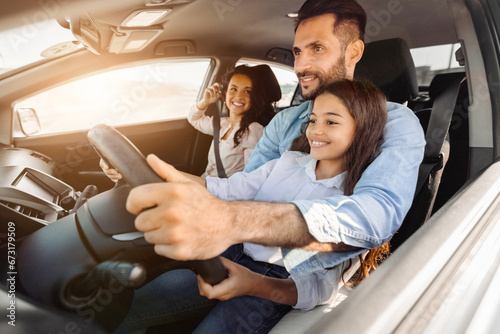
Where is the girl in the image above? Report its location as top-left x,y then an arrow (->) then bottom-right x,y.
118,79 -> 389,333
188,64 -> 277,177
195,79 -> 389,315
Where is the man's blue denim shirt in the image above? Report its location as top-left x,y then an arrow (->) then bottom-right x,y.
245,100 -> 425,274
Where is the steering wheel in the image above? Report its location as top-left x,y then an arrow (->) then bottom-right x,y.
17,124 -> 226,332
86,123 -> 227,283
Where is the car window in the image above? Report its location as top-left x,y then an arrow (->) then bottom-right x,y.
13,59 -> 212,137
236,59 -> 298,108
410,43 -> 463,86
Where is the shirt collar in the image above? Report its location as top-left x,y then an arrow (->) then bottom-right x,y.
296,153 -> 345,190
299,101 -> 313,119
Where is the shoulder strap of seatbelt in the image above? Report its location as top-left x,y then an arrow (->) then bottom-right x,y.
414,76 -> 463,195
212,99 -> 228,178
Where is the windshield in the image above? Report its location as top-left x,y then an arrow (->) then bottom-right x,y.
0,19 -> 79,74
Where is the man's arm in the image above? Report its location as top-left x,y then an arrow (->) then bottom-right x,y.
293,103 -> 425,248
127,156 -> 355,261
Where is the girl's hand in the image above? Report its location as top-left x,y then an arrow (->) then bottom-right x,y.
197,83 -> 223,110
197,257 -> 260,301
99,159 -> 122,183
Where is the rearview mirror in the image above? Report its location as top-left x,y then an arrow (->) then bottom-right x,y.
16,108 -> 41,136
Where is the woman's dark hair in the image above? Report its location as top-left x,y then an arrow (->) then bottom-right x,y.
222,65 -> 277,148
296,0 -> 367,48
290,79 -> 389,285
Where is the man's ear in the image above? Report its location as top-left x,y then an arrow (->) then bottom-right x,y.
346,39 -> 364,68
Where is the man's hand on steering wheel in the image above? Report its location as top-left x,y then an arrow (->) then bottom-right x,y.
127,154 -> 236,261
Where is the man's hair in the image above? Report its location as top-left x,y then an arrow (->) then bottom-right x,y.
296,0 -> 367,47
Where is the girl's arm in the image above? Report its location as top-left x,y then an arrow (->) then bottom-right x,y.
179,170 -> 206,187
197,257 -> 298,306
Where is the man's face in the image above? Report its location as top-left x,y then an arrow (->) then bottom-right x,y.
293,14 -> 347,100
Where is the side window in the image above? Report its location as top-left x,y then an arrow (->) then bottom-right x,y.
410,43 -> 463,86
14,59 -> 212,137
236,59 -> 298,108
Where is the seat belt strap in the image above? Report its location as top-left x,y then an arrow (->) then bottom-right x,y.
212,99 -> 228,178
414,77 -> 463,195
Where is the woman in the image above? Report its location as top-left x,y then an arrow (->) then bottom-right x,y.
188,64 -> 277,177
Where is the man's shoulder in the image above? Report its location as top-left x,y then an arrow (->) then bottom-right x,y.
274,101 -> 311,120
386,101 -> 419,121
386,101 -> 411,112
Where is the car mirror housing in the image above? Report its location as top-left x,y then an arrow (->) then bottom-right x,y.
71,13 -> 101,55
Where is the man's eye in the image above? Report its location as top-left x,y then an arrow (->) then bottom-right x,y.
293,50 -> 301,56
245,90 -> 251,94
314,46 -> 323,52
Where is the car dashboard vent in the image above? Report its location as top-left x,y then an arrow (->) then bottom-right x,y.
0,200 -> 45,219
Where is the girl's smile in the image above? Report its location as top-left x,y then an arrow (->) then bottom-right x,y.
306,93 -> 356,179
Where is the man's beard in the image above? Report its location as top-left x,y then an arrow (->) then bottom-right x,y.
298,54 -> 347,100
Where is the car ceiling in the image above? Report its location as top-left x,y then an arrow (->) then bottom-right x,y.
1,0 -> 456,61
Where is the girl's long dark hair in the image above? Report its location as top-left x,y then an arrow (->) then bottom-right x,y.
222,65 -> 277,147
290,79 -> 389,284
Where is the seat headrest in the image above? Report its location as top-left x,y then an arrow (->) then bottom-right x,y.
428,72 -> 466,100
250,64 -> 282,103
354,38 -> 418,103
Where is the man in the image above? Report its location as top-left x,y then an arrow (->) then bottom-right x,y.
127,0 -> 424,262
121,0 -> 425,332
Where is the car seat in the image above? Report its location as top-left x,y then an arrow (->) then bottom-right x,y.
354,37 -> 457,251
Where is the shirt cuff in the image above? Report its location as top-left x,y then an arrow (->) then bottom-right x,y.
292,199 -> 385,248
206,177 -> 228,200
292,200 -> 342,244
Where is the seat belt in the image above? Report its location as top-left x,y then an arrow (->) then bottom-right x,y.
212,99 -> 228,178
414,76 -> 463,195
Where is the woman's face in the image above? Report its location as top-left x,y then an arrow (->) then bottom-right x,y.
225,73 -> 252,118
306,93 -> 356,165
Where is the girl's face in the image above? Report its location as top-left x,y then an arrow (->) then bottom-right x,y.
225,74 -> 252,117
306,93 -> 356,165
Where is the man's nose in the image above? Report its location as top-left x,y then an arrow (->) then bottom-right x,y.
294,54 -> 312,74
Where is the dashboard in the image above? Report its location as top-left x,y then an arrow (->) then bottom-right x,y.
0,147 -> 77,235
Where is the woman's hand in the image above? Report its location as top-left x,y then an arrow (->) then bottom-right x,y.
197,83 -> 223,110
197,257 -> 260,301
99,158 -> 122,183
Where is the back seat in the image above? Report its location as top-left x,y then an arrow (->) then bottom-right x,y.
414,72 -> 469,212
